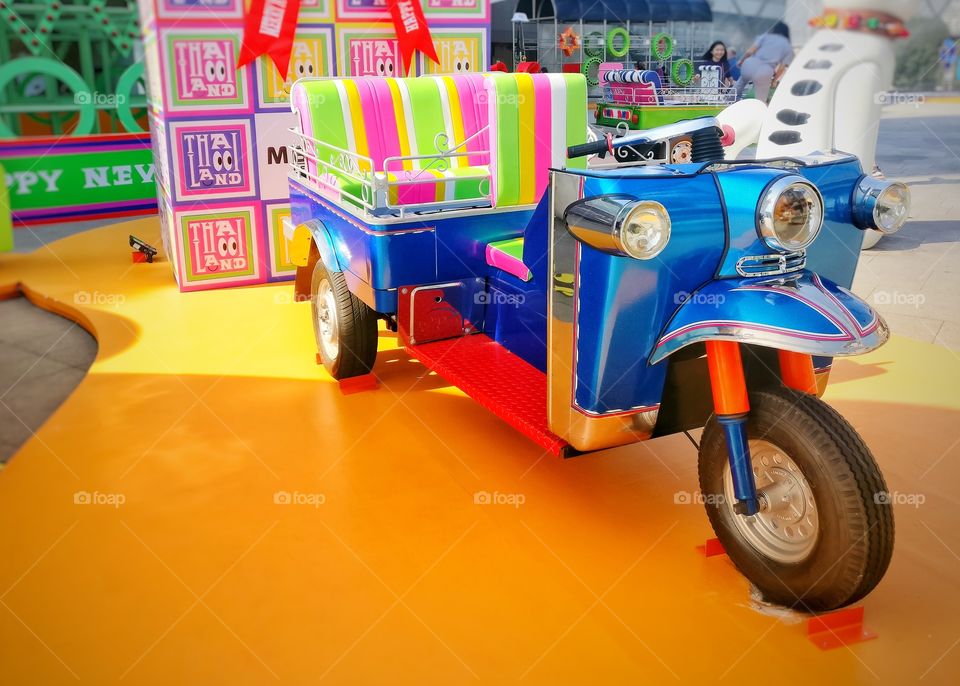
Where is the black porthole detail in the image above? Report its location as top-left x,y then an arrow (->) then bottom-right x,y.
792,80 -> 823,96
820,43 -> 844,52
776,109 -> 811,126
768,130 -> 803,145
804,59 -> 832,69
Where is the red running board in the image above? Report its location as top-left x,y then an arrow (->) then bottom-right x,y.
407,334 -> 570,456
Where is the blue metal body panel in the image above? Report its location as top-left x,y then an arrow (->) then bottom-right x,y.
651,271 -> 888,364
713,158 -> 868,282
483,274 -> 549,371
290,150 -> 883,428
714,167 -> 791,277
570,173 -> 726,414
483,196 -> 551,371
289,178 -> 533,313
799,159 -> 867,289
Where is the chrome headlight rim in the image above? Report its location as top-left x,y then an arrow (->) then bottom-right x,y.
613,199 -> 672,260
852,176 -> 911,235
756,176 -> 825,254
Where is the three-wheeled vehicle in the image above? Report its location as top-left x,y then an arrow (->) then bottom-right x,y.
283,73 -> 910,611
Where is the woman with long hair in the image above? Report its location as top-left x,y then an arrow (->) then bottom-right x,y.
736,21 -> 794,102
698,40 -> 734,86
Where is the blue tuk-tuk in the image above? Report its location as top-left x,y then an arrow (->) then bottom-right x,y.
283,73 -> 910,611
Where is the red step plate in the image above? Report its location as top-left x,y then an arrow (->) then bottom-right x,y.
408,335 -> 569,456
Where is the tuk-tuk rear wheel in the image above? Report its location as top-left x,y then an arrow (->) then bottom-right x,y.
310,261 -> 378,380
698,386 -> 894,612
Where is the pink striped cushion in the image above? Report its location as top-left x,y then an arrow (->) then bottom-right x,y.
532,76 -> 553,200
450,74 -> 490,166
365,78 -> 403,168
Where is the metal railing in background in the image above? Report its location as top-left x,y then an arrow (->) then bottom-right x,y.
0,0 -> 146,138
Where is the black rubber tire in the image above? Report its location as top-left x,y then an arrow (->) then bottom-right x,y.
310,261 -> 378,380
698,387 -> 894,612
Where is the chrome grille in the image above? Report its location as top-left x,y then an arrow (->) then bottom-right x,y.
736,252 -> 806,277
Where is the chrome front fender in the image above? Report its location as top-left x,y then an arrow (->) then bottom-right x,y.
650,271 -> 888,365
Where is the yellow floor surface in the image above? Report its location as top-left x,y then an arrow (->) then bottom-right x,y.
1,218 -> 959,685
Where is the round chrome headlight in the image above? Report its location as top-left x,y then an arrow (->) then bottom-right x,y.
615,200 -> 671,260
853,177 -> 911,234
757,177 -> 824,253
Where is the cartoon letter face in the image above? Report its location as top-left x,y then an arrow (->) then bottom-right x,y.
173,121 -> 254,200
158,1 -> 243,22
423,34 -> 484,75
167,0 -> 234,7
267,204 -> 296,275
348,38 -> 401,76
171,37 -> 241,105
202,42 -> 229,84
185,214 -> 254,279
182,131 -> 241,189
290,41 -> 319,81
449,40 -> 473,73
258,32 -> 331,107
426,0 -> 478,7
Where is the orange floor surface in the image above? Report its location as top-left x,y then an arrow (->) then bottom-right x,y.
1,218 -> 959,685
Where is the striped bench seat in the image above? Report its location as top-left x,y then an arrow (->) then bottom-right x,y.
290,73 -> 587,212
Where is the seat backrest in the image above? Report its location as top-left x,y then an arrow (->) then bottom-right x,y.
291,73 -> 587,209
484,73 -> 587,207
291,75 -> 490,176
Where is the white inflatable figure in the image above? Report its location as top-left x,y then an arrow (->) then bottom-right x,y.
755,0 -> 918,246
716,99 -> 769,159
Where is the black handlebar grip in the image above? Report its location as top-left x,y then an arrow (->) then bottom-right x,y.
567,139 -> 609,159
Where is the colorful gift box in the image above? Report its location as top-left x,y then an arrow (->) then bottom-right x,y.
137,0 -> 491,291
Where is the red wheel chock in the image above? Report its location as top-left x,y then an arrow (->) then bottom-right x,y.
338,374 -> 379,395
697,537 -> 727,557
807,606 -> 877,650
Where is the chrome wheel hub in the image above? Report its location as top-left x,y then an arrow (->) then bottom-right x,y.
722,439 -> 819,564
316,280 -> 339,360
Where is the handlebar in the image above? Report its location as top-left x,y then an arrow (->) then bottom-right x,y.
567,116 -> 720,160
566,139 -> 612,159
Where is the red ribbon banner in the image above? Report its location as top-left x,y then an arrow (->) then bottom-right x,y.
237,0 -> 302,79
388,0 -> 439,75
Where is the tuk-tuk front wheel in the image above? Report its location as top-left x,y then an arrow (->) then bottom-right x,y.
310,261 -> 378,380
698,387 -> 894,612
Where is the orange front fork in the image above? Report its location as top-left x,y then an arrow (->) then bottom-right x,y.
705,341 -> 757,515
705,341 -> 750,415
778,350 -> 818,394
705,343 -> 818,516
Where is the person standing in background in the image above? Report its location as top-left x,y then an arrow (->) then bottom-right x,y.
727,48 -> 742,82
736,22 -> 794,102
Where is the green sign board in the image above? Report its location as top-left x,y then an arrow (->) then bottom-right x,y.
0,133 -> 158,224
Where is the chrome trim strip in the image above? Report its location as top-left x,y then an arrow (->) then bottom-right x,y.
548,171 -> 659,451
735,251 -> 806,277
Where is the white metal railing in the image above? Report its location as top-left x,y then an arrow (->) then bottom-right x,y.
288,126 -> 493,218
289,130 -> 377,211
603,85 -> 737,107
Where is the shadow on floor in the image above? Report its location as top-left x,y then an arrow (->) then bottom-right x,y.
0,297 -> 97,462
